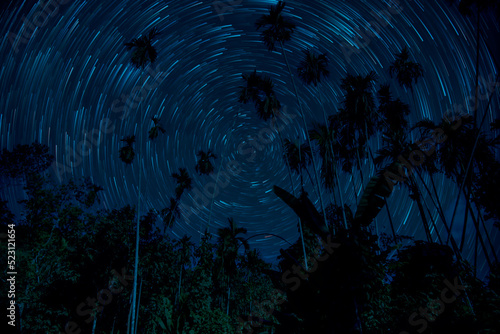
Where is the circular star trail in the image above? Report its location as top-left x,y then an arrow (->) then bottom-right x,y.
1,0 -> 499,270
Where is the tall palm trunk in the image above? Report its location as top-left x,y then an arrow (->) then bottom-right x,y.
131,103 -> 143,334
463,186 -> 498,267
473,9 -> 481,129
320,86 -> 348,229
459,188 -> 472,251
176,264 -> 183,306
279,121 -> 308,271
473,199 -> 499,262
430,174 -> 449,233
423,194 -> 443,244
279,40 -> 327,229
92,309 -> 97,334
447,74 -> 497,245
413,169 -> 447,243
226,277 -> 231,315
409,176 -> 432,242
134,278 -> 143,334
384,197 -> 397,243
334,161 -> 348,229
355,147 -> 365,194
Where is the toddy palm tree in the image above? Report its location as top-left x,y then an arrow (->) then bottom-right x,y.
256,1 -> 327,229
148,116 -> 166,140
297,49 -> 329,86
309,122 -> 349,230
337,72 -> 378,195
239,70 -> 281,121
195,150 -> 217,175
239,70 -> 294,192
172,167 -> 192,199
118,135 -> 136,164
283,138 -> 312,187
239,70 -> 310,268
388,46 -> 423,91
216,217 -> 249,315
124,27 -> 161,69
415,114 -> 498,266
161,197 -> 180,232
175,236 -> 194,308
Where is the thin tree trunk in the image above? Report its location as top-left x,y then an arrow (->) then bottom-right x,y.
473,9 -> 481,128
384,197 -> 397,243
429,173 -> 449,234
462,187 -> 492,269
355,148 -> 365,193
447,77 -> 497,243
177,264 -> 183,306
474,231 -> 478,277
226,283 -> 231,315
423,195 -> 443,244
335,166 -> 348,229
127,294 -> 133,334
460,188 -> 471,251
92,309 -> 97,334
409,177 -> 432,242
475,201 -> 499,263
320,87 -> 348,230
276,116 -> 308,271
280,40 -> 327,229
352,172 -> 358,205
465,181 -> 498,262
131,168 -> 141,334
134,278 -> 143,334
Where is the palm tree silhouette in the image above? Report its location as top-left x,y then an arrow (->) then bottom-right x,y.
239,69 -> 311,269
337,71 -> 378,197
118,135 -> 136,164
415,114 -> 498,267
256,1 -> 327,229
175,235 -> 194,309
195,150 -> 217,175
239,69 -> 281,121
297,48 -> 350,230
374,131 -> 435,242
297,49 -> 329,86
255,1 -> 295,52
124,27 -> 161,69
309,123 -> 340,192
283,138 -> 312,188
172,167 -> 192,199
216,217 -> 249,315
160,197 -> 180,232
389,46 -> 423,91
148,116 -> 166,140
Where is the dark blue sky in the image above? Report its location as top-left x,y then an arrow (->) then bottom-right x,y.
1,0 -> 499,277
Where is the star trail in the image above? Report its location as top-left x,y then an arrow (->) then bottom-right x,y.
1,0 -> 499,274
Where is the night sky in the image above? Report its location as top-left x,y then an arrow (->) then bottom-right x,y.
1,0 -> 499,278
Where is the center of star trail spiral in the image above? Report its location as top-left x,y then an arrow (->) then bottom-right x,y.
1,0 -> 499,271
